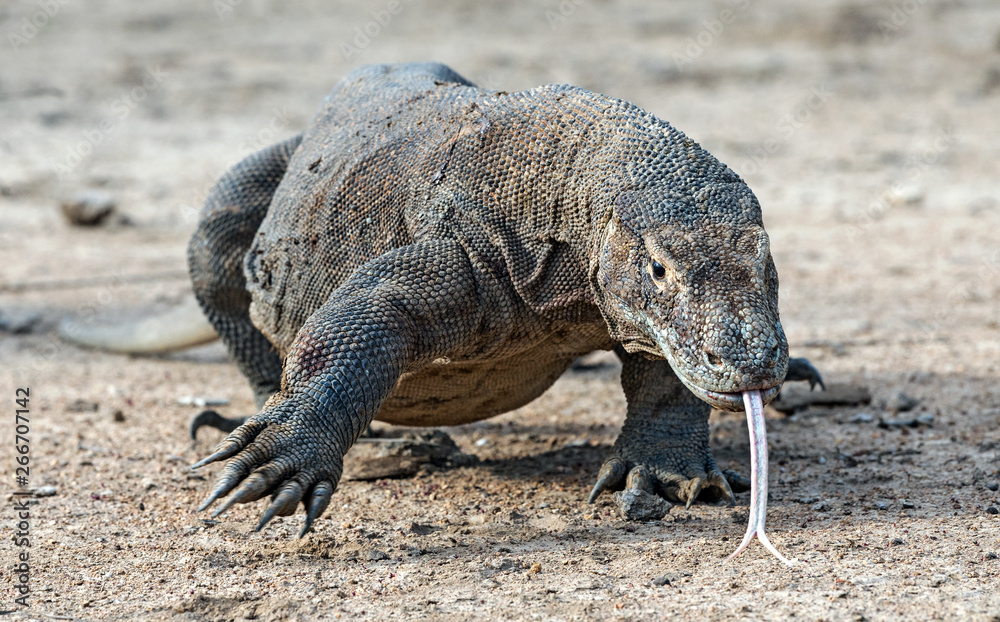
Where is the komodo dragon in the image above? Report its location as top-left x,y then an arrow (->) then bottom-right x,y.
188,62 -> 822,564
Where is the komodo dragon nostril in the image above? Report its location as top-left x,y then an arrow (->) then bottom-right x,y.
704,351 -> 723,368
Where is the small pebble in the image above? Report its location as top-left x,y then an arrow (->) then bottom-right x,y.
875,501 -> 890,510
987,483 -> 999,492
61,190 -> 116,227
365,550 -> 389,561
887,392 -> 919,413
33,485 -> 58,497
986,552 -> 998,560
987,507 -> 998,515
812,501 -> 831,512
0,311 -> 42,335
177,396 -> 230,408
537,502 -> 550,509
66,399 -> 99,413
652,575 -> 671,586
891,538 -> 904,546
849,412 -> 873,424
902,500 -> 915,509
527,562 -> 542,576
475,438 -> 489,447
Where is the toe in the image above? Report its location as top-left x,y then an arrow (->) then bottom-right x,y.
625,465 -> 656,495
588,456 -> 628,504
723,468 -> 752,493
300,480 -> 335,537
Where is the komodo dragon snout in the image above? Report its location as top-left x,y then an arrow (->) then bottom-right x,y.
594,183 -> 789,413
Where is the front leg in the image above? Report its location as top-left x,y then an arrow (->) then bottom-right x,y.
589,351 -> 747,509
192,240 -> 482,535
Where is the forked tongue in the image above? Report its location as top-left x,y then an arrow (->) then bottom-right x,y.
726,389 -> 794,566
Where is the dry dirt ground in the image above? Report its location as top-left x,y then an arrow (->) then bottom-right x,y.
2,1 -> 1000,620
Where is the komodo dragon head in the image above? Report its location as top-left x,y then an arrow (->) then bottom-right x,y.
593,182 -> 789,412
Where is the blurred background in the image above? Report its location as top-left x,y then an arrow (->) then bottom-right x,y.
1,0 -> 997,373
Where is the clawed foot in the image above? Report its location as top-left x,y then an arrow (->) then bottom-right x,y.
191,402 -> 345,537
785,357 -> 825,391
588,454 -> 750,509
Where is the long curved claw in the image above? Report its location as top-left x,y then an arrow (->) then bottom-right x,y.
190,410 -> 248,440
681,477 -> 704,509
211,471 -> 278,518
709,471 -> 736,506
588,456 -> 628,503
191,442 -> 242,470
191,421 -> 267,470
726,390 -> 794,567
256,481 -> 304,532
300,481 -> 334,538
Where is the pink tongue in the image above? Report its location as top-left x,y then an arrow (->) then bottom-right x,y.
726,389 -> 794,566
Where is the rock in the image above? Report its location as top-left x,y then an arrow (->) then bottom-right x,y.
987,507 -> 998,515
887,392 -> 919,413
611,489 -> 671,521
364,550 -> 389,561
344,430 -> 477,481
33,485 -> 58,497
409,522 -> 438,536
60,191 -> 116,226
812,501 -> 831,512
177,396 -> 230,407
986,483 -> 998,492
878,414 -> 934,429
652,575 -> 671,586
66,399 -> 99,413
849,412 -> 874,423
770,383 -> 872,415
902,500 -> 916,509
0,310 -> 43,334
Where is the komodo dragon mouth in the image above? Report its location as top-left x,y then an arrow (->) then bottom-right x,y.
699,385 -> 779,411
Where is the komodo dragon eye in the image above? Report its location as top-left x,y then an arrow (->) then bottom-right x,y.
650,261 -> 666,281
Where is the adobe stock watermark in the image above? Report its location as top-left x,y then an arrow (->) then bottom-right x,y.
12,273 -> 128,382
740,84 -> 832,178
340,0 -> 409,59
921,249 -> 1000,339
673,0 -> 751,69
878,0 -> 928,41
49,65 -> 168,178
7,0 -> 70,52
545,0 -> 585,31
844,127 -> 955,240
238,107 -> 292,156
179,109 -> 296,225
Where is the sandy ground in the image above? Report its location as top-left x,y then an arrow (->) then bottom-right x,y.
2,0 -> 1000,620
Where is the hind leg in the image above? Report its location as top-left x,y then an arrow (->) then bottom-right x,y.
188,134 -> 302,437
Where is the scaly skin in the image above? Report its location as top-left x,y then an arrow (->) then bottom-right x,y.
189,63 -> 822,541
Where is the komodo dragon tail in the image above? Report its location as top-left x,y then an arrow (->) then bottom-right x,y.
58,295 -> 217,353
